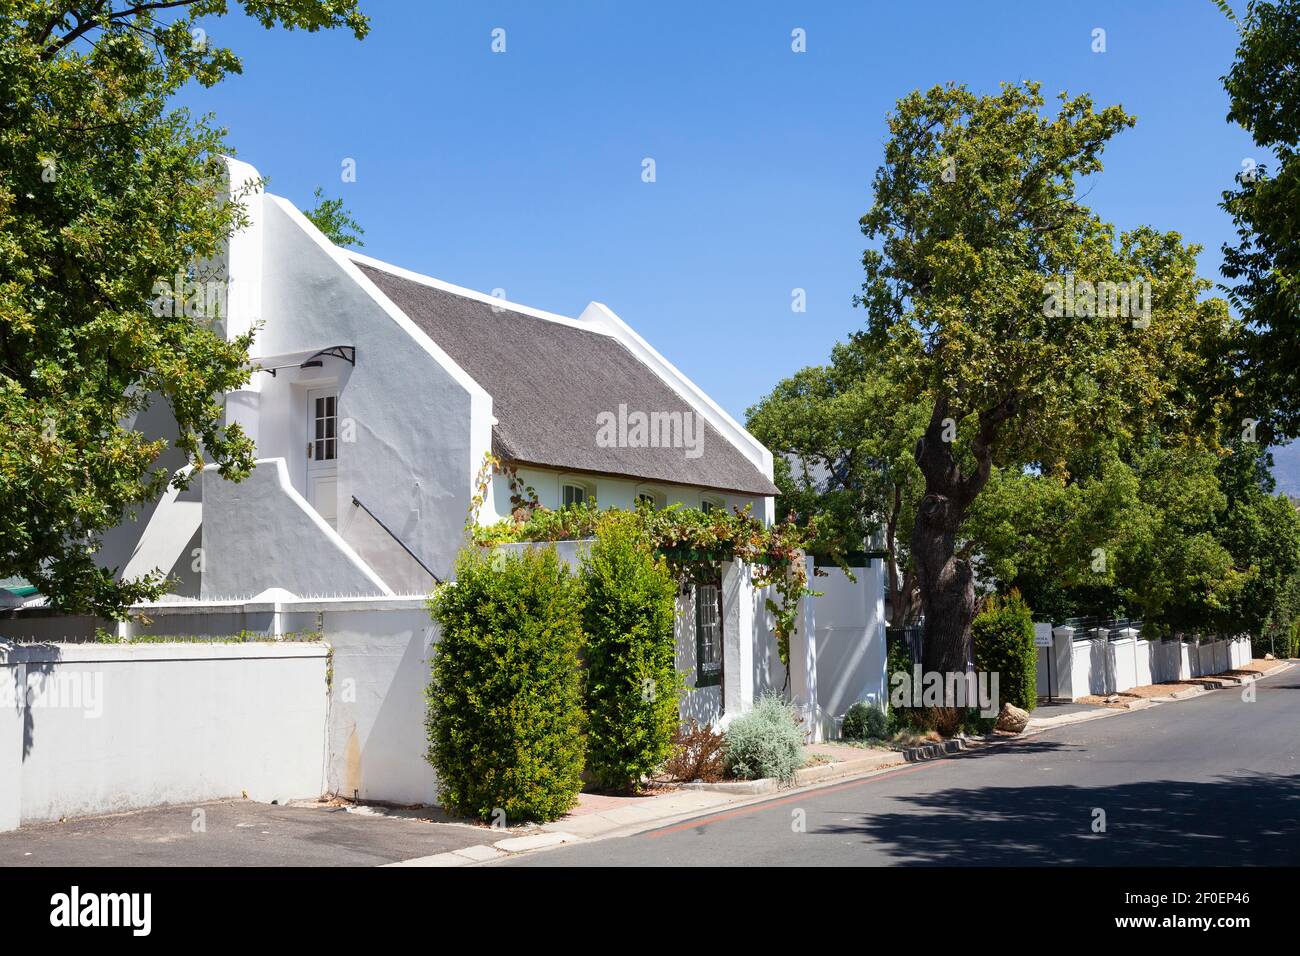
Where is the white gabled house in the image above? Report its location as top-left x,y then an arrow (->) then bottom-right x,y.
0,159 -> 890,822
94,158 -> 830,727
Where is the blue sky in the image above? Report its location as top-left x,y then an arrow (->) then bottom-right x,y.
181,0 -> 1255,426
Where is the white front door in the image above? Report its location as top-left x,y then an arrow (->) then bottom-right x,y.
306,388 -> 339,526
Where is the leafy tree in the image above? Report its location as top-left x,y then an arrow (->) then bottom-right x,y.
1213,442 -> 1300,638
965,447 -> 1143,624
855,82 -> 1234,674
747,342 -> 926,625
1220,0 -> 1300,440
0,1 -> 368,615
303,186 -> 364,247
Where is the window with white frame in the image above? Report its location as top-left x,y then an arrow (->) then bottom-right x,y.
636,489 -> 664,509
695,580 -> 723,687
561,481 -> 590,508
311,393 -> 337,461
701,496 -> 724,514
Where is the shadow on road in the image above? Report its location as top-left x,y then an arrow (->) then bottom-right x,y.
819,770 -> 1300,865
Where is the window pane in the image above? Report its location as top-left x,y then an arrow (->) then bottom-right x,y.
696,582 -> 722,674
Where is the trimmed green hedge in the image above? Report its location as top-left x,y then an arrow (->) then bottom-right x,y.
425,545 -> 586,822
581,514 -> 682,791
972,590 -> 1037,712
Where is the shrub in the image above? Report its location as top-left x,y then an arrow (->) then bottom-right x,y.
580,514 -> 683,791
723,694 -> 804,783
972,589 -> 1037,713
425,545 -> 586,822
661,719 -> 727,783
841,701 -> 889,740
885,631 -> 921,731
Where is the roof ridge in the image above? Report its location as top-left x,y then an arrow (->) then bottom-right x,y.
349,253 -> 610,335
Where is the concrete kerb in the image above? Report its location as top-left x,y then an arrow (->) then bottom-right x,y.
386,663 -> 1295,867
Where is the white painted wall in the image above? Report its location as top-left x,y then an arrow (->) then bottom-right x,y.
1040,633 -> 1254,701
1134,639 -> 1154,687
810,563 -> 887,736
493,466 -> 766,525
308,602 -> 438,806
254,197 -> 493,586
1112,637 -> 1137,692
0,640 -> 328,831
95,596 -> 440,807
200,459 -> 391,599
752,579 -> 788,699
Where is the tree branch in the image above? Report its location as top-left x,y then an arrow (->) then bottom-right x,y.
43,0 -> 194,59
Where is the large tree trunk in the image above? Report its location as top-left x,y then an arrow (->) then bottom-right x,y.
885,481 -> 920,627
911,394 -> 1017,681
912,496 -> 976,675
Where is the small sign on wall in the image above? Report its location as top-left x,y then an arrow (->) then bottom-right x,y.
1034,623 -> 1053,648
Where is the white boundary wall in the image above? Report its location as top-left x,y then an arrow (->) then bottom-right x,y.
1040,626 -> 1253,701
805,562 -> 887,741
0,639 -> 328,832
121,596 -> 440,807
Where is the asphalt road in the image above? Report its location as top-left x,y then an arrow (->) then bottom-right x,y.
0,800 -> 491,867
507,665 -> 1300,866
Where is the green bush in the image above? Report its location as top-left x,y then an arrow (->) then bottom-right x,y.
723,694 -> 804,782
425,545 -> 586,822
580,514 -> 683,791
886,630 -> 921,731
841,701 -> 889,740
972,590 -> 1037,713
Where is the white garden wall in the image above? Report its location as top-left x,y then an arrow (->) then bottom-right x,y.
0,639 -> 328,832
810,563 -> 887,737
1039,629 -> 1253,702
128,596 -> 440,808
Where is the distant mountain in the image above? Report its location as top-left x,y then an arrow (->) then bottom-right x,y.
1270,443 -> 1300,499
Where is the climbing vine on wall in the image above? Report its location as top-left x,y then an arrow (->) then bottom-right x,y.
465,453 -> 822,667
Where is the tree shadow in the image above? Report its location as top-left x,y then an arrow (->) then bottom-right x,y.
818,768 -> 1300,865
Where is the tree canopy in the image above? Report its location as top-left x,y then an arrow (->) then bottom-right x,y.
746,341 -> 926,625
1220,0 -> 1300,440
